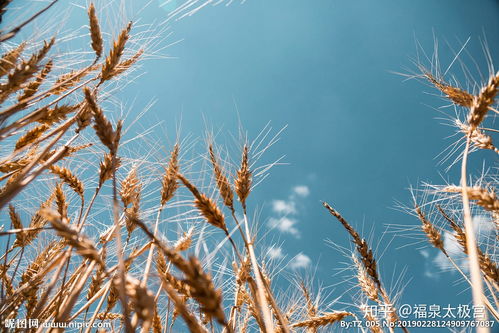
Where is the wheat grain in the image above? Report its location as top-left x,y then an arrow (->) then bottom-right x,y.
87,4 -> 103,58
124,275 -> 155,331
40,208 -> 103,266
101,22 -> 132,81
178,173 -> 227,231
209,144 -> 234,209
84,87 -> 116,152
0,38 -> 54,103
96,312 -> 122,320
234,145 -> 251,210
17,59 -> 52,102
456,120 -> 498,153
323,202 -> 380,287
87,250 -> 106,301
160,144 -> 179,206
152,306 -> 163,333
110,49 -> 144,77
174,227 -> 194,252
14,124 -> 49,150
54,182 -> 68,220
352,255 -> 378,302
120,167 -> 141,207
468,71 -> 499,130
424,72 -> 473,107
51,65 -> 98,95
438,206 -> 499,284
415,205 -> 445,251
0,42 -> 26,78
98,152 -> 120,188
37,104 -> 79,125
443,185 -> 499,213
49,165 -> 84,200
161,279 -> 208,333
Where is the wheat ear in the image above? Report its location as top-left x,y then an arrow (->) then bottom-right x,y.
424,72 -> 473,107
160,144 -> 180,206
209,144 -> 234,209
49,165 -> 84,201
290,312 -> 352,329
468,71 -> 499,130
101,22 -> 132,81
414,204 -> 445,252
87,3 -> 103,58
234,145 -> 251,211
177,173 -> 227,231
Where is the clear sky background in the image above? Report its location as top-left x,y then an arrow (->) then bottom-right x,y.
5,0 -> 499,331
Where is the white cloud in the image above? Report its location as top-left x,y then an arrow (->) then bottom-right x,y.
289,253 -> 311,269
272,200 -> 296,215
424,270 -> 437,279
267,246 -> 284,259
268,217 -> 300,237
474,215 -> 495,243
293,185 -> 310,197
419,249 -> 430,259
433,232 -> 463,272
269,185 -> 311,237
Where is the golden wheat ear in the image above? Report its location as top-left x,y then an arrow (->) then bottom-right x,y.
101,21 -> 133,82
456,120 -> 499,154
352,254 -> 378,302
160,143 -> 180,206
467,71 -> 499,130
208,144 -> 234,209
177,173 -> 227,231
0,38 -> 54,104
98,152 -> 121,188
49,165 -> 84,201
83,87 -> 118,153
322,202 -> 380,286
0,42 -> 26,79
87,3 -> 103,59
414,204 -> 445,252
423,71 -> 473,107
40,208 -> 103,266
234,145 -> 251,211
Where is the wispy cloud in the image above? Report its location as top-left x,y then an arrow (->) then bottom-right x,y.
267,246 -> 284,259
272,200 -> 296,215
268,217 -> 299,236
268,185 -> 310,237
293,185 -> 310,197
289,253 -> 311,269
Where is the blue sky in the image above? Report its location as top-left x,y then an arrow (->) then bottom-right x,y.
132,0 -> 498,329
4,0 -> 499,330
131,0 -> 499,324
